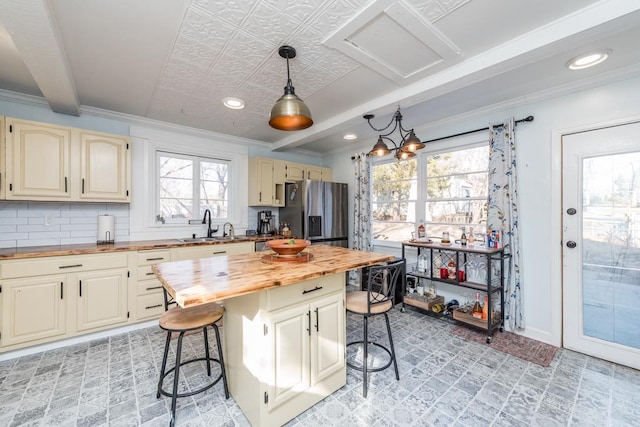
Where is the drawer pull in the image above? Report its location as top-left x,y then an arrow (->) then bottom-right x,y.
213,251 -> 226,255
146,257 -> 165,261
145,304 -> 163,310
145,286 -> 162,291
145,272 -> 155,276
302,286 -> 323,294
59,264 -> 83,269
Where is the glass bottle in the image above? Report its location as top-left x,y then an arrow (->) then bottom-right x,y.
417,220 -> 426,239
472,292 -> 483,319
482,295 -> 489,320
468,226 -> 475,245
460,226 -> 467,246
417,252 -> 426,273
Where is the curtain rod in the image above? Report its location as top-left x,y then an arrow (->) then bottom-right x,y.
351,115 -> 534,159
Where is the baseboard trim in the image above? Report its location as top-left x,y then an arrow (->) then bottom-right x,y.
0,320 -> 158,362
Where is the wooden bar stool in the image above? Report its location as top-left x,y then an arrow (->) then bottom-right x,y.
156,297 -> 229,427
346,259 -> 404,397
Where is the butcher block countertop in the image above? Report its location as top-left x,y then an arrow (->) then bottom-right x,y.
0,236 -> 275,260
152,245 -> 395,308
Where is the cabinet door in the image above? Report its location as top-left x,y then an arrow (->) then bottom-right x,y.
267,303 -> 310,412
249,158 -> 274,206
310,293 -> 345,385
306,166 -> 323,181
1,275 -> 67,347
0,117 -> 5,199
5,119 -> 71,200
320,167 -> 332,181
76,269 -> 128,332
80,132 -> 130,201
285,162 -> 305,181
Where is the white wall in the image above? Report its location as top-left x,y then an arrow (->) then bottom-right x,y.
327,75 -> 640,347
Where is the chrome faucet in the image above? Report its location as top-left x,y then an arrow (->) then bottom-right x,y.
202,209 -> 214,238
223,222 -> 234,239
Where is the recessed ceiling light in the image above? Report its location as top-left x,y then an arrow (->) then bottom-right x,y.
343,133 -> 358,140
223,97 -> 245,109
566,49 -> 611,70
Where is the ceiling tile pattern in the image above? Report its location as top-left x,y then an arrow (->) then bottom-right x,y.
0,0 -> 635,153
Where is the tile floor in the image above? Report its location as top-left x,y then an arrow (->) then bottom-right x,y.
0,307 -> 639,427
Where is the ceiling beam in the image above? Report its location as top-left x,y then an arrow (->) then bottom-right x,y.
0,0 -> 79,115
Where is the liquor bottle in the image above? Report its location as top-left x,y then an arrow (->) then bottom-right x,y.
468,227 -> 475,245
417,220 -> 426,239
472,292 -> 483,319
482,295 -> 489,320
460,226 -> 467,246
417,252 -> 426,273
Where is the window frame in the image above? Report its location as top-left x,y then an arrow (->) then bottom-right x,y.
156,150 -> 231,225
371,133 -> 489,248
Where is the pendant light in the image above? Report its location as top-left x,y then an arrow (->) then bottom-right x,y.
269,45 -> 313,131
364,106 -> 425,159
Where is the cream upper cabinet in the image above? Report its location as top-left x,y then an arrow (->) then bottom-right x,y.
0,274 -> 68,348
5,118 -> 72,200
284,162 -> 305,181
249,157 -> 274,206
0,117 -> 5,199
80,131 -> 130,202
3,117 -> 131,202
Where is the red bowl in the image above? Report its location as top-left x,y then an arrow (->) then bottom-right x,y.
266,239 -> 310,256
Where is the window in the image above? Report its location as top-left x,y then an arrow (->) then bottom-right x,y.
372,143 -> 489,244
425,145 -> 488,240
372,158 -> 417,241
158,151 -> 229,223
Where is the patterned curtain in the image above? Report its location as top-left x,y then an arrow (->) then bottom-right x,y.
349,153 -> 373,284
487,118 -> 524,330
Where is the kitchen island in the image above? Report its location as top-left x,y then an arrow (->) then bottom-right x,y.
152,245 -> 394,427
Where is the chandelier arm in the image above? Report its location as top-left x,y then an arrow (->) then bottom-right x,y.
365,113 -> 397,133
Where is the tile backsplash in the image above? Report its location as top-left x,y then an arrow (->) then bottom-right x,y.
0,202 -> 130,248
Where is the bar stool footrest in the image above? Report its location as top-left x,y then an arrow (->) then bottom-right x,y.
346,340 -> 393,373
158,357 -> 224,399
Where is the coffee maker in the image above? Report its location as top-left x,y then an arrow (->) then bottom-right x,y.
257,210 -> 273,235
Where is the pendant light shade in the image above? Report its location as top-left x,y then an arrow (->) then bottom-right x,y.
269,46 -> 313,131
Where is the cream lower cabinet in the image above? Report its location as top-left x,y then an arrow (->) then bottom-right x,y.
134,249 -> 172,321
75,269 -> 128,332
223,273 -> 345,427
0,274 -> 67,348
0,252 -> 130,352
173,241 -> 254,260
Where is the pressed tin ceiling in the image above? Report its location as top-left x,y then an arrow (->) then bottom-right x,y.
0,0 -> 638,154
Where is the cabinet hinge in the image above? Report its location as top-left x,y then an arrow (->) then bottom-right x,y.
264,392 -> 268,404
263,324 -> 268,336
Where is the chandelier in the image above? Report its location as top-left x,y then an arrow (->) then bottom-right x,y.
364,106 -> 424,160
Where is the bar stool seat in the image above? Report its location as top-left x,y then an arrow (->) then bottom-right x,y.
346,259 -> 404,397
157,301 -> 229,427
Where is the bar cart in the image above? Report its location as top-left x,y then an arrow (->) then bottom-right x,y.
401,240 -> 507,343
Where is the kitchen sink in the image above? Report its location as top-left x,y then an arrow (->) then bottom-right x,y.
177,237 -> 219,243
177,236 -> 250,243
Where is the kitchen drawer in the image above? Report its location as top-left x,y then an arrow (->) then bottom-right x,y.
137,278 -> 164,296
0,253 -> 129,279
136,293 -> 165,320
137,265 -> 160,281
265,273 -> 343,312
137,249 -> 171,266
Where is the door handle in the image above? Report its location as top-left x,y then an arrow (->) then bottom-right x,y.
566,241 -> 577,248
314,307 -> 319,332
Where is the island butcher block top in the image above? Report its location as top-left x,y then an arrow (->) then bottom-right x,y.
152,245 -> 395,308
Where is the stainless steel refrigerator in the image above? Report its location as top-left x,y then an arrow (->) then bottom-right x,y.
279,180 -> 348,247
